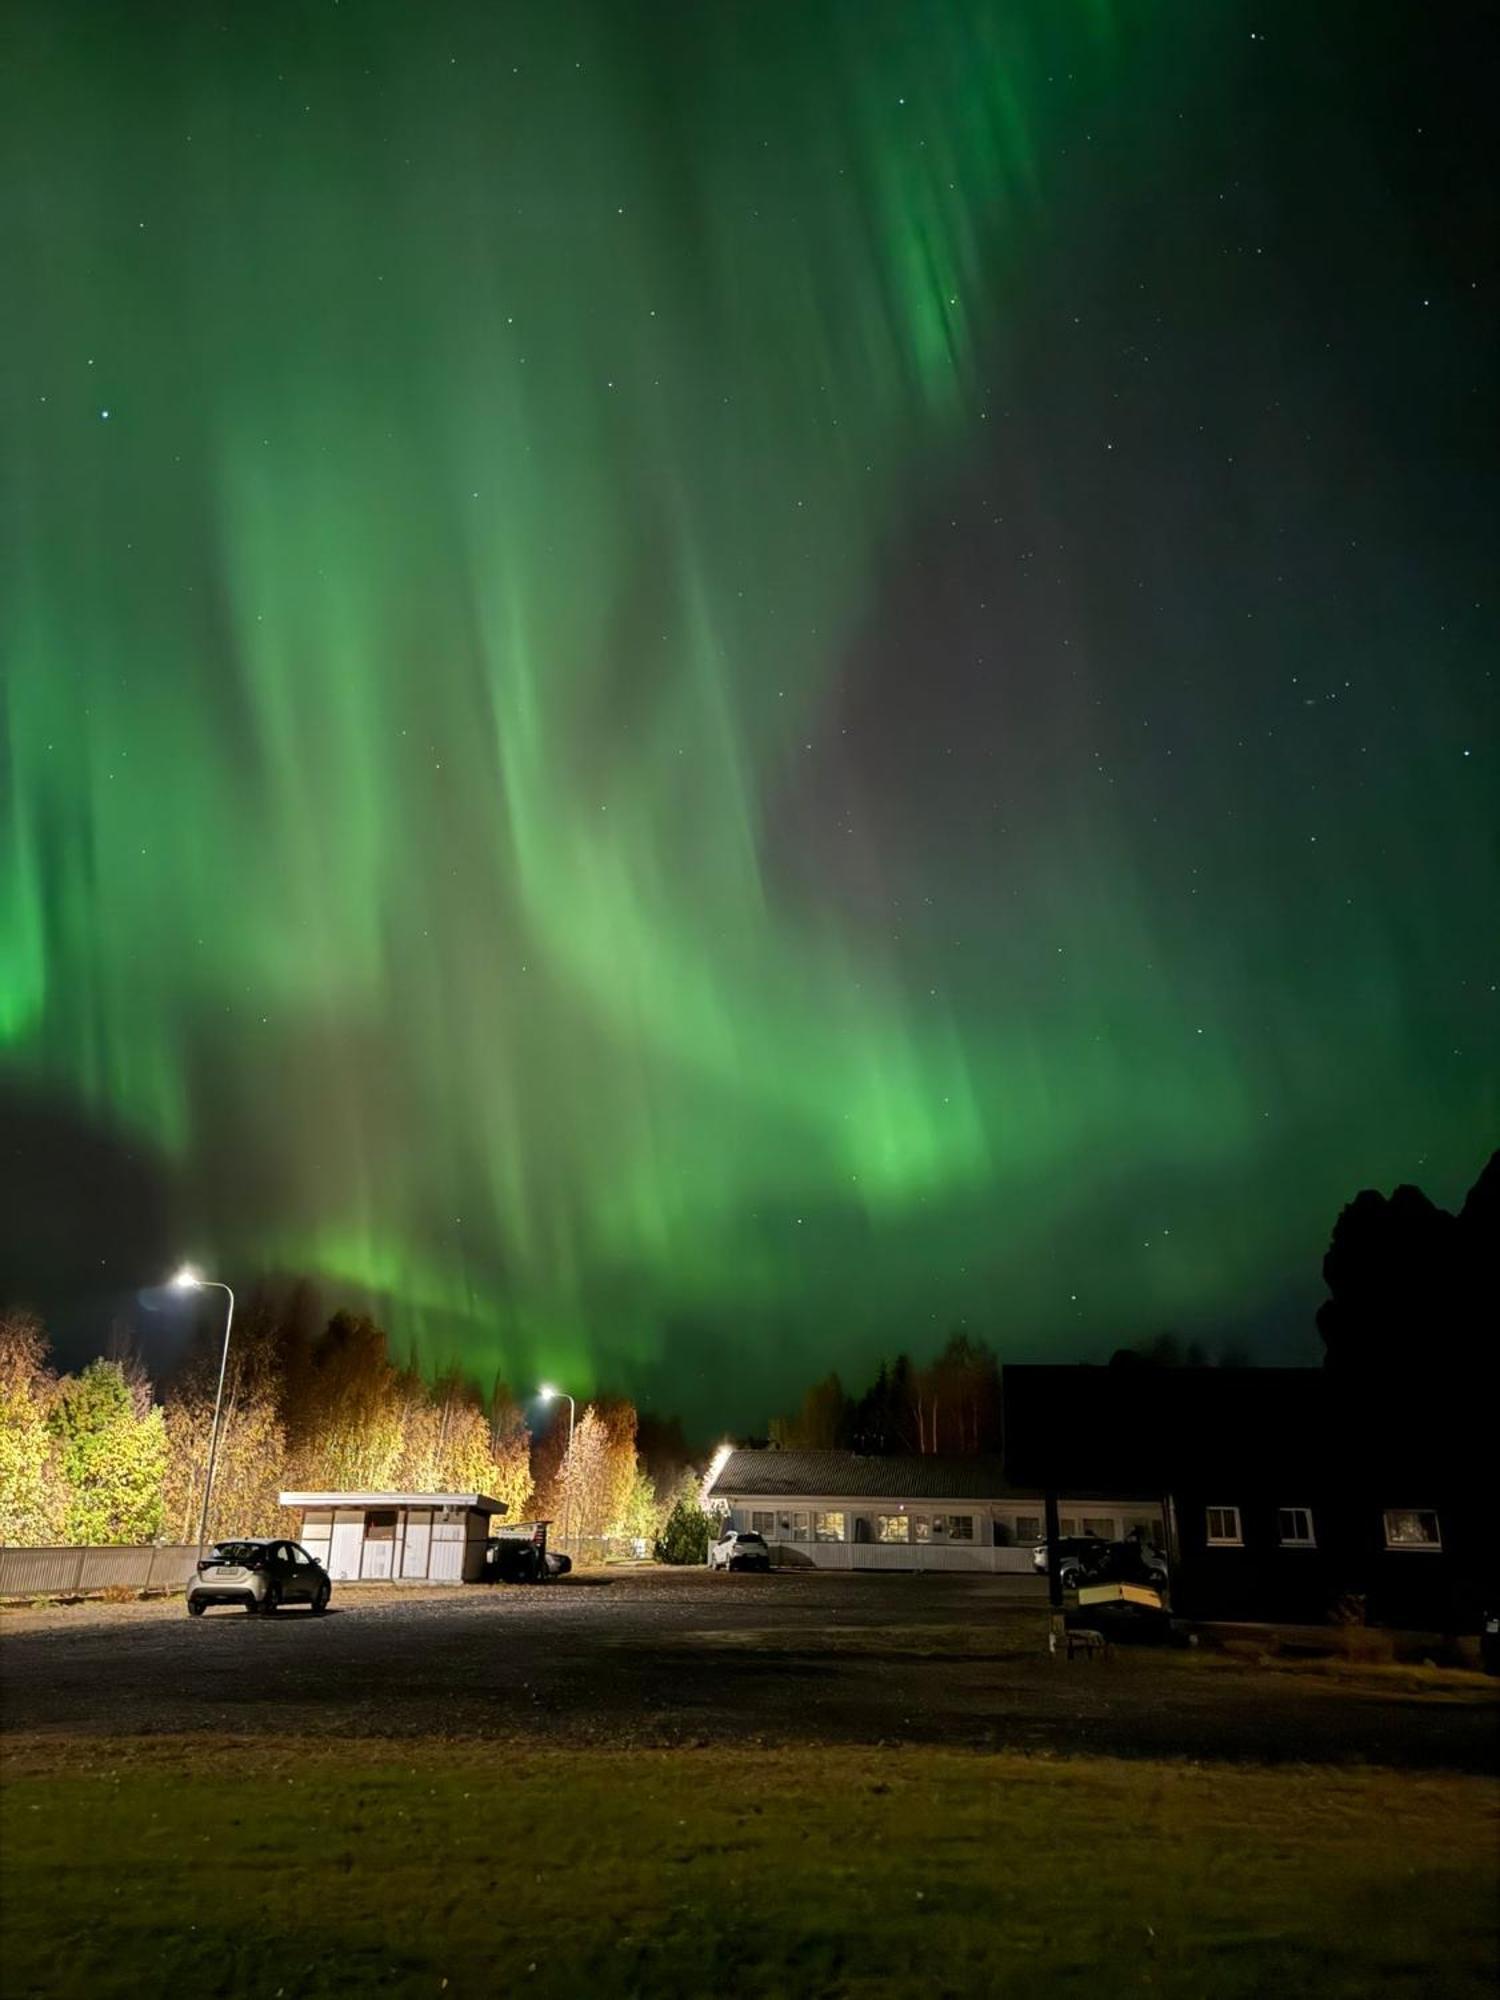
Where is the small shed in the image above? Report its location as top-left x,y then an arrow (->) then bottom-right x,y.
279,1492 -> 505,1584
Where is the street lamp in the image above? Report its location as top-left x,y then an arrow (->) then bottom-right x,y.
172,1266 -> 236,1557
539,1383 -> 576,1554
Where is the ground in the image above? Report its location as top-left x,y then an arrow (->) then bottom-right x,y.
2,1570 -> 1496,1996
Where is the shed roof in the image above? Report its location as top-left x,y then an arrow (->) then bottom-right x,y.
279,1492 -> 506,1513
708,1450 -> 1023,1502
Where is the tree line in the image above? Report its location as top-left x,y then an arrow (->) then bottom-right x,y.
769,1333 -> 1005,1456
767,1329 -> 1256,1457
4,1151 -> 1491,1543
766,1149 -> 1497,1454
0,1292 -> 701,1552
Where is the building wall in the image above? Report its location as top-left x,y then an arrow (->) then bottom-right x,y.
1167,1491 -> 1475,1628
720,1495 -> 1162,1573
296,1504 -> 486,1584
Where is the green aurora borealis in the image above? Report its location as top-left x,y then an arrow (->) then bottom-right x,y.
2,4 -> 1495,1423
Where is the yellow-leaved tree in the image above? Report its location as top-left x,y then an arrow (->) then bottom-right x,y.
0,1310 -> 64,1543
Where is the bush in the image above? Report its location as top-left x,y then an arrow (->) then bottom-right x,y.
654,1496 -> 711,1566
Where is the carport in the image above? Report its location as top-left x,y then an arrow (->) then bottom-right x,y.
280,1492 -> 505,1584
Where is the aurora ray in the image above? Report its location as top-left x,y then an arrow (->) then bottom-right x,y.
1,3 -> 1494,1424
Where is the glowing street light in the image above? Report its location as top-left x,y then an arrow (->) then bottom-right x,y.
172,1267 -> 236,1556
539,1383 -> 576,1555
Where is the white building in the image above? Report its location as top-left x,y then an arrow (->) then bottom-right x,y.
706,1451 -> 1161,1573
279,1492 -> 504,1584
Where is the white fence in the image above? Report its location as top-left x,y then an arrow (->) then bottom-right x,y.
0,1544 -> 200,1597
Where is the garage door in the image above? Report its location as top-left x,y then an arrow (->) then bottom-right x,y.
362,1510 -> 396,1579
401,1511 -> 432,1579
430,1514 -> 464,1581
329,1515 -> 364,1582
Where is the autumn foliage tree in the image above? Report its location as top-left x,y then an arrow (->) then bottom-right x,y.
0,1310 -> 62,1543
487,1385 -> 535,1522
0,1294 -> 692,1562
161,1290 -> 291,1542
48,1359 -> 168,1545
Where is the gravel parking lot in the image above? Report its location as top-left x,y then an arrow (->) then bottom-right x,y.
4,1567 -> 1495,1771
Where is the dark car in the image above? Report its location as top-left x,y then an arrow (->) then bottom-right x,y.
484,1520 -> 571,1584
1030,1533 -> 1105,1579
1033,1535 -> 1168,1592
187,1538 -> 330,1616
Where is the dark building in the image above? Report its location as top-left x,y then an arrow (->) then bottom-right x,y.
1002,1365 -> 1487,1633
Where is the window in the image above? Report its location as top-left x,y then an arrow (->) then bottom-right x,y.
789,1511 -> 809,1543
751,1511 -> 775,1535
1384,1509 -> 1441,1551
1277,1507 -> 1316,1548
813,1511 -> 846,1543
875,1514 -> 910,1543
1125,1517 -> 1160,1547
944,1515 -> 974,1541
291,1545 -> 313,1566
1081,1517 -> 1115,1541
912,1516 -> 932,1543
1206,1506 -> 1243,1546
1015,1515 -> 1041,1544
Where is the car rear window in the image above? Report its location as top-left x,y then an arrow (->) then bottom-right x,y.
209,1542 -> 265,1564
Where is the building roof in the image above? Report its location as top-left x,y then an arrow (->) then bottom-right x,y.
708,1449 -> 1024,1502
279,1492 -> 506,1513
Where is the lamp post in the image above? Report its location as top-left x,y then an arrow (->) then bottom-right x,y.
539,1384 -> 575,1554
171,1267 -> 236,1557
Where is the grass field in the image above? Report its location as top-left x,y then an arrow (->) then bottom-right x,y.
4,1738 -> 1496,1998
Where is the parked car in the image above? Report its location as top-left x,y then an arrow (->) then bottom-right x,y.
1033,1535 -> 1168,1592
188,1538 -> 330,1616
1031,1533 -> 1105,1579
483,1520 -> 572,1584
708,1528 -> 771,1572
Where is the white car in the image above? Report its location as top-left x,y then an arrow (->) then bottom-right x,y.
187,1538 -> 331,1616
708,1528 -> 772,1572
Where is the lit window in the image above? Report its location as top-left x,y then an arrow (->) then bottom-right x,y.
813,1511 -> 846,1543
1277,1507 -> 1315,1547
945,1515 -> 974,1541
1383,1509 -> 1441,1551
1206,1506 -> 1243,1546
912,1516 -> 931,1543
1015,1515 -> 1041,1543
1081,1517 -> 1115,1541
875,1514 -> 909,1543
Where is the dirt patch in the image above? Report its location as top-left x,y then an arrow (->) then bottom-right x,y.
2,1568 -> 1495,1772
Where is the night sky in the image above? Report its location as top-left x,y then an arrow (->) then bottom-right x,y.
2,3 -> 1495,1429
